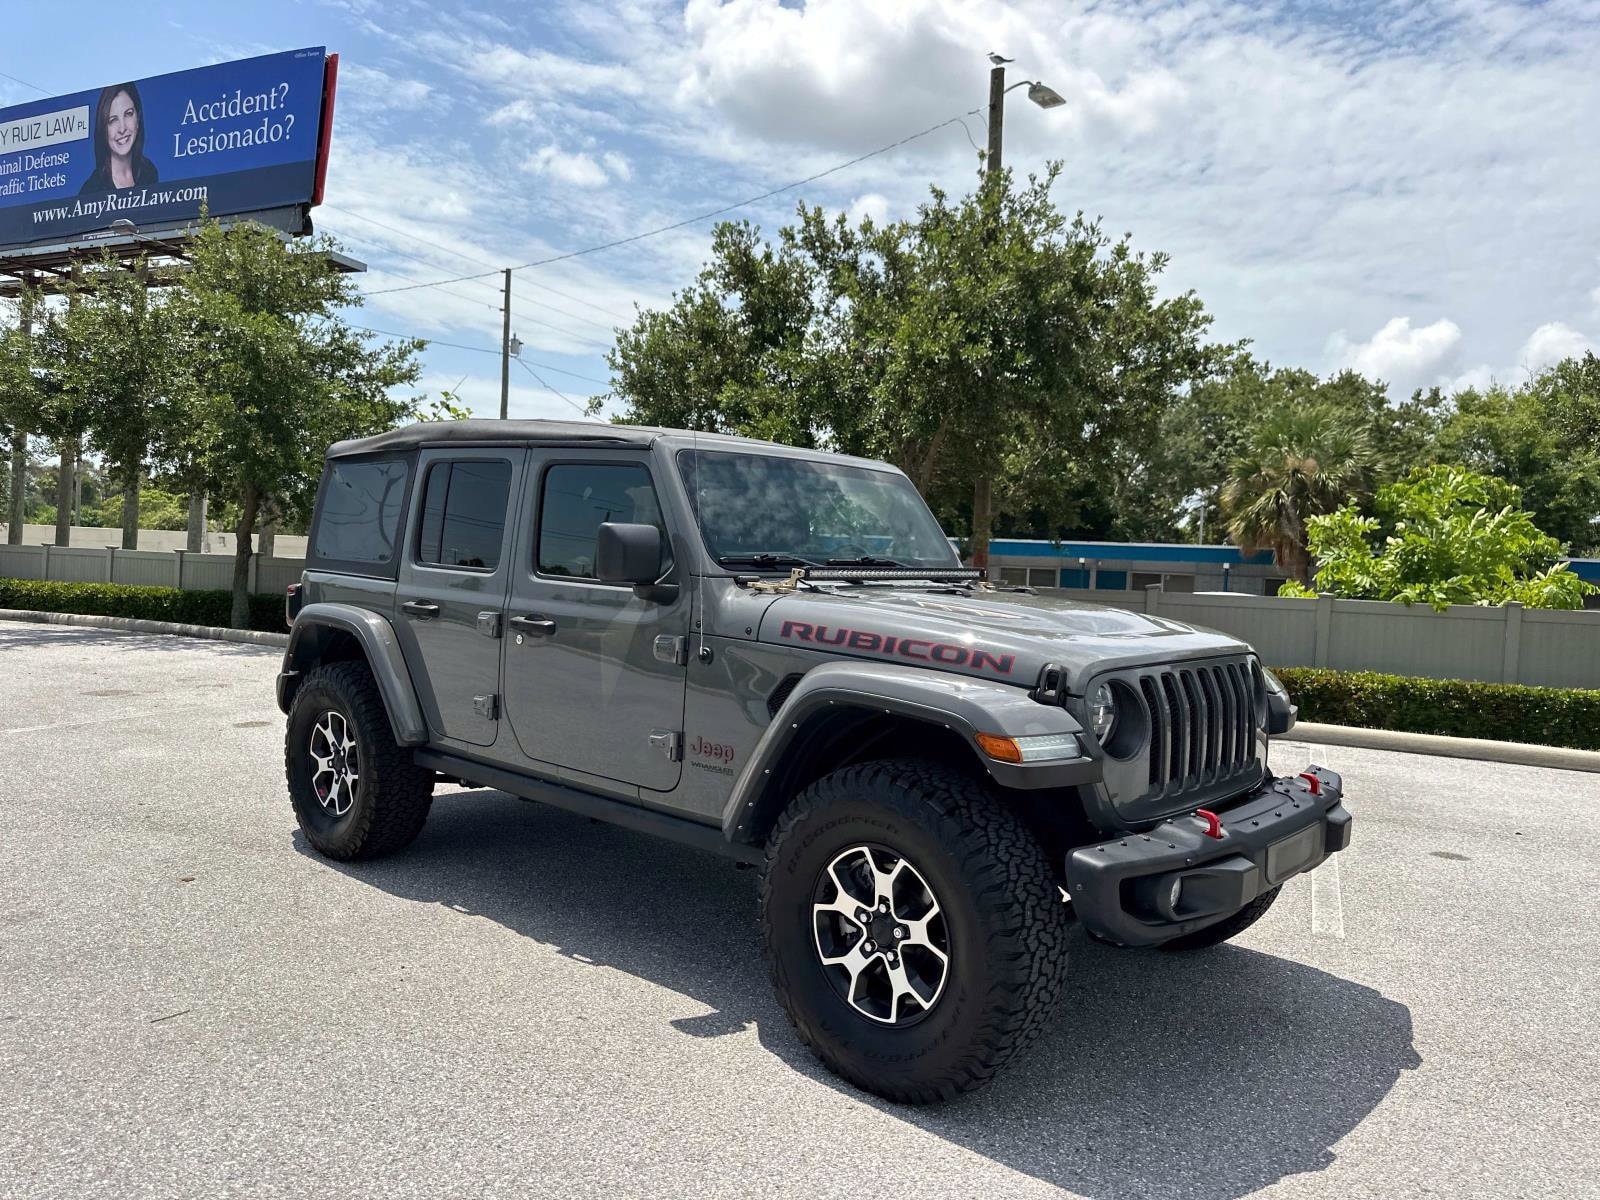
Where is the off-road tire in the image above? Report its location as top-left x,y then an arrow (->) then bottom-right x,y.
1158,885 -> 1283,952
285,661 -> 434,861
761,759 -> 1070,1104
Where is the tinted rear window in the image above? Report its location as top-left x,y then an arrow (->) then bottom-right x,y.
311,459 -> 409,566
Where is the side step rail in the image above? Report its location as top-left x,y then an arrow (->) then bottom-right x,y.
413,749 -> 762,864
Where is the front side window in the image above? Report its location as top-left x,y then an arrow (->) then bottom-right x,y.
538,462 -> 666,580
677,450 -> 958,569
415,459 -> 513,570
311,458 -> 409,566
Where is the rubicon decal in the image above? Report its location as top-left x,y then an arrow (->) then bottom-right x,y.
779,621 -> 1015,675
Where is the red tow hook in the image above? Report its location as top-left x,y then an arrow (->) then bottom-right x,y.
1297,771 -> 1323,796
1194,808 -> 1224,839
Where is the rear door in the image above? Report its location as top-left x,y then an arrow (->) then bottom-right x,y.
393,447 -> 522,747
501,451 -> 689,791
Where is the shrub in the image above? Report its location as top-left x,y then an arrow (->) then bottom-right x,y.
0,578 -> 284,633
1274,666 -> 1600,751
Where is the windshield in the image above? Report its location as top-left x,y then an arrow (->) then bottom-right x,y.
677,449 -> 960,569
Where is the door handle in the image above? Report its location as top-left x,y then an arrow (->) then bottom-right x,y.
508,614 -> 558,637
401,599 -> 441,618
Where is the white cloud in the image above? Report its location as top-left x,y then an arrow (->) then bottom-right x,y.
1328,317 -> 1463,392
524,145 -> 611,188
1517,322 -> 1594,375
601,152 -> 633,182
847,192 -> 891,227
336,62 -> 433,110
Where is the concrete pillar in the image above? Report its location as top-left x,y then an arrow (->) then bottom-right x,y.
1314,592 -> 1335,668
186,493 -> 207,554
1502,601 -> 1524,684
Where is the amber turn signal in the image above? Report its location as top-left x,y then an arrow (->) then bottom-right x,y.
975,733 -> 1024,763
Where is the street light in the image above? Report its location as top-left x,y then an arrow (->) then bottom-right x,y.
971,55 -> 1066,575
1026,81 -> 1066,109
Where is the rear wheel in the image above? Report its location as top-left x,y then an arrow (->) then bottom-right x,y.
1158,885 -> 1282,951
285,661 -> 434,860
761,759 -> 1069,1104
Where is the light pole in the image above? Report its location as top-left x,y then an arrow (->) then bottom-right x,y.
971,59 -> 1065,577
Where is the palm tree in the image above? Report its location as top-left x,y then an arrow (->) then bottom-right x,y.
1223,406 -> 1373,583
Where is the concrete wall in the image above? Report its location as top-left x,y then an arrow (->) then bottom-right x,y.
0,523 -> 308,557
1037,586 -> 1600,690
0,544 -> 304,597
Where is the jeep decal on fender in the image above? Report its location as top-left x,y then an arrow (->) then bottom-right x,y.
778,620 -> 1015,676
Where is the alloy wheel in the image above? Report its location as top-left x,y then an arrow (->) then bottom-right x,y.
308,710 -> 360,817
811,844 -> 951,1025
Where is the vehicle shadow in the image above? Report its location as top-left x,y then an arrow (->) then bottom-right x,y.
300,788 -> 1419,1200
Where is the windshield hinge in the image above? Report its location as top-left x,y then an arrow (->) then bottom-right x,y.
746,567 -> 807,594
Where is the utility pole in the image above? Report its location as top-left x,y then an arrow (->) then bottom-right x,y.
987,64 -> 1006,175
970,64 -> 1007,578
499,268 -> 513,420
965,60 -> 1063,575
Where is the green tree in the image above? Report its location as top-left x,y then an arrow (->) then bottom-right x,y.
609,167 -> 1225,554
1222,405 -> 1375,582
1163,358 -> 1442,543
1437,357 -> 1600,555
56,255 -> 185,549
170,220 -> 424,626
0,290 -> 45,541
1283,465 -> 1596,609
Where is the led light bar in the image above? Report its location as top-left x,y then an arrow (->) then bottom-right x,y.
800,567 -> 983,582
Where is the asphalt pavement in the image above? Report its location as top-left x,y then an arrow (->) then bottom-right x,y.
1,620 -> 1596,1200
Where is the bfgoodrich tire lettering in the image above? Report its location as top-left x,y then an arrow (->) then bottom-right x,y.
285,661 -> 434,860
761,759 -> 1070,1103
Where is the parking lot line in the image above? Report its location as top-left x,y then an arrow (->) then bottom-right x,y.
1311,854 -> 1346,940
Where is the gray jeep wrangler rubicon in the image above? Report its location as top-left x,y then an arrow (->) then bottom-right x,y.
278,419 -> 1351,1103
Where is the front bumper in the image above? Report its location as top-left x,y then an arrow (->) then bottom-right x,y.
1064,766 -> 1351,947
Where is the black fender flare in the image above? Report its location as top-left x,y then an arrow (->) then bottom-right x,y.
276,602 -> 429,745
720,661 -> 1093,847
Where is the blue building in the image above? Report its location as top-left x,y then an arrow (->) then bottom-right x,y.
987,540 -> 1600,605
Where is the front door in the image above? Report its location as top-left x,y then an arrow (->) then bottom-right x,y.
393,448 -> 522,747
502,452 -> 688,791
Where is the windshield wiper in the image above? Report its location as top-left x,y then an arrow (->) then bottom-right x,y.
822,555 -> 912,568
717,553 -> 820,568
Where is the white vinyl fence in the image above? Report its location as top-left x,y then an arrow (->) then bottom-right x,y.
1044,586 -> 1600,691
2,545 -> 1597,689
0,544 -> 304,596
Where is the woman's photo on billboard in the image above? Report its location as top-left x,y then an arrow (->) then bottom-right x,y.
79,82 -> 159,194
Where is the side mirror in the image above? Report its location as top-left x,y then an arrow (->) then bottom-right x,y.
596,522 -> 674,600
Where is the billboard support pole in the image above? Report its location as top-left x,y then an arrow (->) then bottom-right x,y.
499,268 -> 512,420
6,279 -> 32,544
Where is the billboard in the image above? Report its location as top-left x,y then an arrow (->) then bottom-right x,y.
0,48 -> 334,253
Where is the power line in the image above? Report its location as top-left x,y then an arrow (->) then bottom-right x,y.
0,69 -> 49,96
516,356 -> 589,417
327,201 -> 634,321
362,113 -> 971,298
347,323 -> 611,385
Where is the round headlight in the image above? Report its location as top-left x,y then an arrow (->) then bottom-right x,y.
1088,681 -> 1117,744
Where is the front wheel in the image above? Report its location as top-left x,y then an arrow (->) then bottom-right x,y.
761,760 -> 1069,1104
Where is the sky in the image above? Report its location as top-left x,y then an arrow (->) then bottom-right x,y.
4,0 -> 1598,422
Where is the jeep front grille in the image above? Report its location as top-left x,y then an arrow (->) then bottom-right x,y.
1135,659 -> 1259,799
